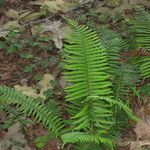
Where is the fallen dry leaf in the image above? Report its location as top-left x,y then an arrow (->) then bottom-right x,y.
44,0 -> 64,13
0,123 -> 32,150
18,11 -> 31,20
38,73 -> 55,99
28,0 -> 45,6
3,21 -> 21,30
5,9 -> 19,19
137,103 -> 150,124
0,30 -> 9,38
59,76 -> 68,89
14,74 -> 55,100
134,122 -> 150,141
14,85 -> 38,98
107,0 -> 124,7
130,140 -> 150,150
21,12 -> 46,23
31,20 -> 68,49
29,0 -> 64,13
29,0 -> 74,13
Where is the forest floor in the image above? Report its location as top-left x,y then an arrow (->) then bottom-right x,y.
0,0 -> 150,150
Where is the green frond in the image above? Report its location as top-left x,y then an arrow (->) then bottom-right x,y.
134,6 -> 150,22
62,19 -> 137,149
0,85 -> 64,137
64,19 -> 112,102
61,132 -> 114,150
113,63 -> 139,98
131,11 -> 150,79
75,143 -> 106,150
63,19 -> 114,130
98,28 -> 128,52
71,96 -> 114,132
0,18 -> 139,150
133,20 -> 150,50
98,28 -> 128,78
138,56 -> 150,79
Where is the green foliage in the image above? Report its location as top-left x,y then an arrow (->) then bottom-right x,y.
140,83 -> 150,96
75,142 -> 106,150
35,135 -> 48,148
34,73 -> 43,81
0,86 -> 64,137
113,63 -> 139,98
0,0 -> 5,6
130,10 -> 150,79
97,28 -> 139,99
0,19 -> 140,150
20,53 -> 33,59
61,19 -> 137,149
62,132 -> 113,150
0,105 -> 31,129
0,31 -> 24,54
6,42 -> 23,54
98,28 -> 128,78
23,64 -> 36,73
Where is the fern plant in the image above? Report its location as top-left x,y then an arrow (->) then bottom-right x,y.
0,19 -> 137,150
0,85 -> 64,137
130,10 -> 150,79
61,19 -> 137,149
98,27 -> 128,78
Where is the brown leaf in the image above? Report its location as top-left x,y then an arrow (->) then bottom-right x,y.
21,12 -> 45,23
134,122 -> 150,141
130,140 -> 150,150
29,0 -> 74,13
5,9 -> 19,19
0,30 -> 9,38
0,123 -> 32,150
137,103 -> 150,124
3,21 -> 21,30
31,20 -> 68,49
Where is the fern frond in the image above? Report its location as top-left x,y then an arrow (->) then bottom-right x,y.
64,19 -> 112,101
63,19 -> 114,129
133,21 -> 150,50
131,11 -> 150,78
98,28 -> 128,77
113,63 -> 139,98
75,143 -> 105,150
0,85 -> 64,137
61,132 -> 114,150
138,56 -> 150,79
71,96 -> 114,132
62,19 -> 137,149
98,28 -> 128,52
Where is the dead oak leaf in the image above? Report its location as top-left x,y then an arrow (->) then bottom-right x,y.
29,0 -> 64,13
31,20 -> 68,49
